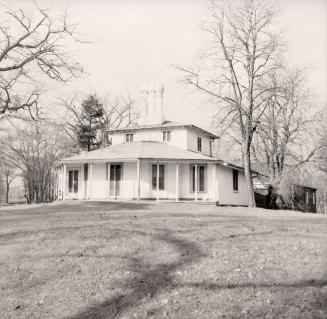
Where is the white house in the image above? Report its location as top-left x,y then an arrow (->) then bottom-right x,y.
55,85 -> 248,205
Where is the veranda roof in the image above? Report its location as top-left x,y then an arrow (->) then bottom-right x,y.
61,141 -> 218,163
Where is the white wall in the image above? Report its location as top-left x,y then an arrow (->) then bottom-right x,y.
123,162 -> 137,198
62,161 -> 248,205
140,161 -> 151,198
186,128 -> 212,156
90,163 -> 107,199
111,127 -> 215,158
111,134 -> 125,145
111,128 -> 188,149
217,165 -> 248,206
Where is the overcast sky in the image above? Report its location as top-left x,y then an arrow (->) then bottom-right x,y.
9,0 -> 327,128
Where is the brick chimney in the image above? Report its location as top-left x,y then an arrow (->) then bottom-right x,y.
139,84 -> 164,125
154,84 -> 164,124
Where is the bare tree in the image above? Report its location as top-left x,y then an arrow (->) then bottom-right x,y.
0,3 -> 82,120
1,124 -> 65,203
0,160 -> 16,204
317,111 -> 327,174
176,0 -> 281,206
252,68 -> 318,182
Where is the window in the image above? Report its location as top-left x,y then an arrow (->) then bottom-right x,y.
197,137 -> 202,152
233,169 -> 238,191
209,140 -> 213,157
163,130 -> 171,142
125,134 -> 133,142
84,164 -> 88,181
191,165 -> 207,192
152,164 -> 165,190
68,170 -> 79,193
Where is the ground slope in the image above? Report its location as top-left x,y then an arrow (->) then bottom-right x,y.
0,201 -> 326,319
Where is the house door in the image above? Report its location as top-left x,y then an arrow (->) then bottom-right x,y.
109,164 -> 121,198
68,170 -> 79,197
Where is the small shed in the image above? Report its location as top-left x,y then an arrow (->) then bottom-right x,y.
253,175 -> 317,213
292,185 -> 317,213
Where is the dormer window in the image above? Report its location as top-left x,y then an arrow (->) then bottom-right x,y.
125,133 -> 133,142
197,137 -> 202,152
163,130 -> 171,142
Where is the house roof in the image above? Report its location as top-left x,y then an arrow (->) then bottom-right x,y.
105,121 -> 219,139
61,141 -> 219,163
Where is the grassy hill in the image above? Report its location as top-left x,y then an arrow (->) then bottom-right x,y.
0,201 -> 326,318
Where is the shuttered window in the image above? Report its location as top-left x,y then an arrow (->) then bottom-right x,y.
190,165 -> 207,192
68,170 -> 79,193
152,164 -> 165,190
163,131 -> 171,142
125,134 -> 133,142
233,170 -> 238,191
197,137 -> 202,152
69,171 -> 73,193
84,164 -> 88,181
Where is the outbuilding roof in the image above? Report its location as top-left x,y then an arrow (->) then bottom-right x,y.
61,141 -> 219,163
105,121 -> 219,139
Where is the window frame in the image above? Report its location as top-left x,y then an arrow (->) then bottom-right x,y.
209,140 -> 213,157
305,190 -> 309,204
125,133 -> 133,142
190,164 -> 207,193
84,164 -> 88,181
197,137 -> 202,152
152,164 -> 165,190
68,169 -> 79,194
233,169 -> 239,192
162,130 -> 171,142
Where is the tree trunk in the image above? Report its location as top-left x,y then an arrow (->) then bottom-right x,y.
5,183 -> 9,204
243,143 -> 256,207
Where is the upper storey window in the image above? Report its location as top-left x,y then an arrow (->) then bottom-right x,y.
197,137 -> 202,152
125,133 -> 133,142
162,130 -> 171,142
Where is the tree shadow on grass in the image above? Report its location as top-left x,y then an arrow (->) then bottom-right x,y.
63,225 -> 327,319
64,228 -> 206,319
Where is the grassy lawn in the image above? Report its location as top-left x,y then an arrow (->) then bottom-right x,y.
0,201 -> 326,319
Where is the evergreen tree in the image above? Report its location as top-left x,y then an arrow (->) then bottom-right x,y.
77,95 -> 104,151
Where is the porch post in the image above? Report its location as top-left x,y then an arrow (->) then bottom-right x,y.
113,165 -> 116,200
212,163 -> 217,201
175,162 -> 179,202
156,162 -> 159,202
194,164 -> 198,202
89,163 -> 93,199
84,164 -> 87,200
63,164 -> 66,200
137,159 -> 141,201
107,163 -> 111,199
57,166 -> 60,201
60,165 -> 63,200
55,167 -> 58,201
57,167 -> 60,201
